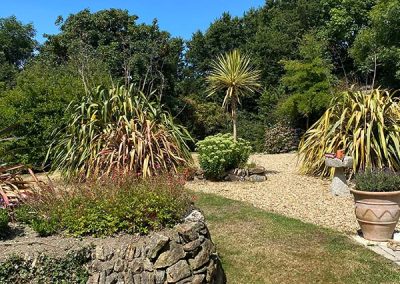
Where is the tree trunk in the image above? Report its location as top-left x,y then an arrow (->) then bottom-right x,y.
231,99 -> 237,141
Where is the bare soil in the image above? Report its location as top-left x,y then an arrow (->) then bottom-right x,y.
187,153 -> 365,234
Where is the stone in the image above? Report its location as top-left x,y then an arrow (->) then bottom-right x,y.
224,174 -> 243,182
118,245 -> 128,259
176,276 -> 194,284
105,273 -> 118,284
126,246 -> 136,261
184,210 -> 205,223
176,222 -> 204,242
249,174 -> 266,182
166,260 -> 191,283
96,246 -> 106,261
206,259 -> 216,282
330,167 -> 351,196
148,234 -> 170,260
183,238 -> 202,252
143,258 -> 154,272
114,258 -> 124,272
192,274 -> 205,284
124,270 -> 134,284
189,239 -> 215,270
87,273 -> 101,284
133,274 -> 141,284
141,271 -> 155,284
128,259 -> 144,273
155,270 -> 166,284
99,271 -> 106,284
134,246 -> 142,258
248,166 -> 265,175
154,243 -> 186,269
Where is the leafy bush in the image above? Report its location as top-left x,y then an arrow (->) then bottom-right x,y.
48,85 -> 193,180
236,112 -> 265,152
196,133 -> 252,180
264,122 -> 301,154
23,175 -> 192,237
299,89 -> 400,176
0,209 -> 10,233
0,247 -> 91,283
355,170 -> 400,192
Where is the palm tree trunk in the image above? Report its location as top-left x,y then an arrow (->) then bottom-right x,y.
231,99 -> 237,141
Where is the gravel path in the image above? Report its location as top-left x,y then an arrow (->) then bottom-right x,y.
187,153 -> 360,234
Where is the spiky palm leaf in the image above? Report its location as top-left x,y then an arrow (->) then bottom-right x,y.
207,50 -> 261,140
47,85 -> 193,180
298,89 -> 400,176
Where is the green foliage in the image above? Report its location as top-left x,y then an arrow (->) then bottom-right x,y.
264,122 -> 301,154
355,170 -> 400,192
0,61 -> 95,168
350,0 -> 400,88
196,133 -> 252,180
299,89 -> 400,176
236,112 -> 265,153
43,9 -> 181,99
279,33 -> 336,127
24,175 -> 191,237
0,247 -> 91,283
0,16 -> 37,88
0,209 -> 10,233
48,84 -> 192,180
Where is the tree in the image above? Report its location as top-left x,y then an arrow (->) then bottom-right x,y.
350,0 -> 400,88
0,16 -> 37,88
206,50 -> 260,140
42,9 -> 182,103
279,33 -> 336,128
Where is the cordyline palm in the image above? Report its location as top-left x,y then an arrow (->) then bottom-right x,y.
207,50 -> 261,140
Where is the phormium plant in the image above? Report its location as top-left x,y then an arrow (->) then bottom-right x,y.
299,89 -> 400,176
47,85 -> 193,180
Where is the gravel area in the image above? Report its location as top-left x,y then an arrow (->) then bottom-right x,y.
187,153 -> 360,234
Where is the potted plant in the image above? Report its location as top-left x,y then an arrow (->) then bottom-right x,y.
351,170 -> 400,241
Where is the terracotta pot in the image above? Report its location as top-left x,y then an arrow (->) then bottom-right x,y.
351,189 -> 400,241
336,149 -> 345,159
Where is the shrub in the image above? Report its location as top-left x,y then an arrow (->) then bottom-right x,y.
47,85 -> 193,180
299,89 -> 400,176
23,175 -> 192,237
355,170 -> 400,192
264,122 -> 301,154
196,133 -> 252,180
0,247 -> 91,283
0,209 -> 10,233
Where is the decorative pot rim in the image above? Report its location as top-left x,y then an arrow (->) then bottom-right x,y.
350,188 -> 400,196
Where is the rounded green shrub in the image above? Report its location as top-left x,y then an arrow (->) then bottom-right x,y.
196,133 -> 252,180
355,170 -> 400,192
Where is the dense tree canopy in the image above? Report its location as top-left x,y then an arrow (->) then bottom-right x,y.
1,0 -> 400,166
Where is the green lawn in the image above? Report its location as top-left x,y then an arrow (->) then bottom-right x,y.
195,192 -> 400,284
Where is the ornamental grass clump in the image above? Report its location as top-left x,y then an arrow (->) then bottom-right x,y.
355,170 -> 400,192
196,133 -> 252,180
299,89 -> 400,177
47,85 -> 192,180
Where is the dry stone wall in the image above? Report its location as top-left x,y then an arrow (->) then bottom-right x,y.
87,210 -> 226,284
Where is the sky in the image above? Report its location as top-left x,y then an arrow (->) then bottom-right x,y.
0,0 -> 265,43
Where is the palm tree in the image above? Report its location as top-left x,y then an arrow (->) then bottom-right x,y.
207,50 -> 261,141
